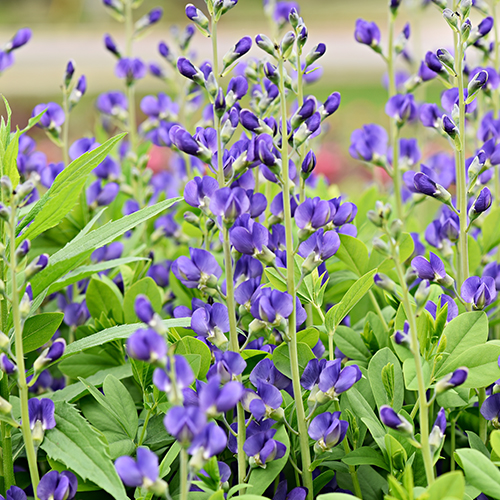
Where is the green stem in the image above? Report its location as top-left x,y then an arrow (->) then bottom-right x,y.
478,387 -> 487,444
61,89 -> 70,167
278,56 -> 313,500
454,23 -> 469,292
211,14 -> 246,488
328,330 -> 335,361
180,448 -> 188,500
387,10 -> 403,221
450,417 -> 457,471
388,232 -> 434,485
333,400 -> 362,499
9,203 -> 40,497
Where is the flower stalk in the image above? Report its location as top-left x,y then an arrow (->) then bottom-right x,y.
278,55 -> 314,500
9,200 -> 40,498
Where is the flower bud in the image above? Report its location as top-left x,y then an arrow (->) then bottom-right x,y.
280,31 -> 296,59
255,34 -> 277,58
221,37 -> 252,76
305,43 -> 326,67
436,48 -> 457,77
64,60 -> 75,88
15,180 -> 35,203
442,115 -> 461,149
0,354 -> 16,375
25,254 -> 49,279
0,176 -> 12,200
460,0 -> 472,18
461,19 -> 472,41
372,238 -> 390,256
185,4 -> 210,37
374,273 -> 397,294
0,331 -> 9,351
15,239 -> 31,261
469,187 -> 492,222
19,292 -> 31,319
443,8 -> 460,32
415,279 -> 431,313
380,406 -> 413,435
435,367 -> 468,393
466,70 -> 488,104
33,339 -> 66,371
0,396 -> 12,415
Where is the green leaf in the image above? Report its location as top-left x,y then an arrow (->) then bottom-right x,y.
41,401 -> 128,500
123,277 -> 162,324
467,431 -> 490,457
326,270 -> 377,331
368,348 -> 404,412
455,448 -> 500,499
426,471 -> 465,500
86,276 -> 124,323
174,336 -> 212,379
335,234 -> 369,276
19,312 -> 64,354
297,327 -> 320,348
342,447 -> 389,471
345,387 -> 386,451
247,425 -> 290,495
17,133 -> 126,241
55,318 -> 190,366
272,341 -> 315,379
78,376 -> 135,439
44,364 -> 132,403
46,257 -> 148,295
403,357 -> 431,391
31,197 -> 180,298
437,311 -> 488,374
436,342 -> 500,388
317,494 -> 364,500
491,431 -> 500,458
482,207 -> 500,253
334,326 -> 370,361
159,441 -> 181,479
102,375 -> 138,440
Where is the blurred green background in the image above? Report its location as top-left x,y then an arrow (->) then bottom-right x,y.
0,0 -> 463,187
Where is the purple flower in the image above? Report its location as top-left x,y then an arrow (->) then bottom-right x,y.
115,447 -> 165,493
298,228 -> 340,274
461,276 -> 497,309
273,482 -> 307,500
37,471 -> 77,500
436,367 -> 469,392
250,358 -> 292,391
484,262 -> 500,291
0,354 -> 16,375
250,288 -> 293,325
191,303 -> 230,347
198,375 -> 243,417
308,411 -> 348,451
230,216 -> 271,258
184,176 -> 219,210
481,393 -> 500,424
172,248 -> 222,289
32,103 -> 65,130
295,197 -> 334,232
429,407 -> 446,453
115,57 -> 147,83
425,294 -> 458,323
441,88 -> 476,115
469,187 -> 492,219
386,94 -> 417,125
272,2 -> 299,25
222,37 -> 252,73
354,19 -> 381,47
96,91 -> 128,116
411,252 -> 453,287
349,124 -> 388,163
147,260 -> 171,288
177,57 -> 205,85
104,33 -> 120,57
127,328 -> 167,364
86,180 -> 119,207
165,405 -> 206,444
243,427 -> 286,467
188,422 -> 228,469
91,242 -> 123,262
242,380 -> 283,421
1,486 -> 27,500
7,28 -> 32,51
153,355 -> 194,400
380,406 -> 413,434
34,338 -> 66,371
207,351 -> 246,383
210,187 -> 250,221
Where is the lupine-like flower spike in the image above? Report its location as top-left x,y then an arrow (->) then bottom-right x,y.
435,367 -> 468,393
37,471 -> 77,500
379,406 -> 413,435
115,448 -> 167,495
308,411 -> 348,453
153,354 -> 194,403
